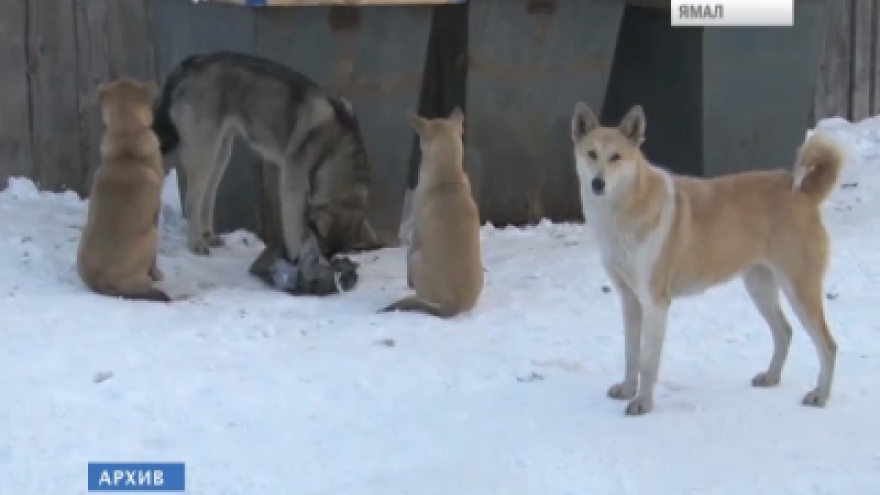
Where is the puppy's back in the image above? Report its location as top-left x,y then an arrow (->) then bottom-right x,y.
77,79 -> 167,301
417,181 -> 483,308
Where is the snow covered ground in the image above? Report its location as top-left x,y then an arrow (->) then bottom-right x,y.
2,117 -> 879,495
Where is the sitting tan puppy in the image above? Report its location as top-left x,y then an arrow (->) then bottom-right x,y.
380,108 -> 483,318
77,78 -> 170,302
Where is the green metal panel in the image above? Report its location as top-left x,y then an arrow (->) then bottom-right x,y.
702,0 -> 829,177
466,0 -> 624,225
602,5 -> 703,177
604,1 -> 829,179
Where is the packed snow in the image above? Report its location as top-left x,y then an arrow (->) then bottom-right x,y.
2,117 -> 879,494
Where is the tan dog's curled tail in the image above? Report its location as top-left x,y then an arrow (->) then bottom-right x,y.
379,296 -> 457,319
793,132 -> 845,203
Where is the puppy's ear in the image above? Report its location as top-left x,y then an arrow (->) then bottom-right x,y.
619,105 -> 646,145
407,110 -> 431,137
571,102 -> 598,142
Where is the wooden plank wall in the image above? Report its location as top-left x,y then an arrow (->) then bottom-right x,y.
0,0 -> 155,195
814,0 -> 880,122
0,0 -> 875,195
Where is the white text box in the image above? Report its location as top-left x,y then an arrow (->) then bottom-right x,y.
671,0 -> 794,27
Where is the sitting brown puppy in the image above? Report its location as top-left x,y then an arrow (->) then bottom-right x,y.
77,78 -> 170,302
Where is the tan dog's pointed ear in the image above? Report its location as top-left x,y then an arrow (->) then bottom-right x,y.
571,102 -> 598,142
619,105 -> 646,145
407,110 -> 431,136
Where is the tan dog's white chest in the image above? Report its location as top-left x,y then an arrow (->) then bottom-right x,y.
589,209 -> 656,295
582,176 -> 676,299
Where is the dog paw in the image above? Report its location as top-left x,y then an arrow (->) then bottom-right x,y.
188,237 -> 211,256
624,397 -> 654,416
329,256 -> 359,293
204,233 -> 226,247
801,388 -> 829,407
607,381 -> 638,400
751,371 -> 781,388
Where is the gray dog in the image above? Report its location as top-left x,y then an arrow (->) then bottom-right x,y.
152,51 -> 381,283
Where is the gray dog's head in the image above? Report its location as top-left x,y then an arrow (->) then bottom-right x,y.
308,186 -> 386,259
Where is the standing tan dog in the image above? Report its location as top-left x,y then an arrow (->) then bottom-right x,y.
77,79 -> 170,302
572,102 -> 843,416
379,108 -> 483,318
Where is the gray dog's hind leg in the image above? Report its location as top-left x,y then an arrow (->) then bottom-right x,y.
201,132 -> 235,248
278,164 -> 312,263
178,140 -> 216,256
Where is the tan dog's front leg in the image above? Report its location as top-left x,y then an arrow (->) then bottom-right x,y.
150,207 -> 164,282
406,226 -> 421,289
625,298 -> 670,416
149,256 -> 164,282
607,277 -> 641,401
406,247 -> 421,290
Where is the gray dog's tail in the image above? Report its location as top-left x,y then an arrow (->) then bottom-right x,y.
153,55 -> 202,155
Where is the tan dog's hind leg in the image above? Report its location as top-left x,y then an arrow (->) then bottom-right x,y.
120,282 -> 171,303
607,275 -> 642,401
777,269 -> 837,407
742,265 -> 793,387
102,278 -> 171,303
278,164 -> 311,262
179,141 -> 215,255
201,133 -> 234,248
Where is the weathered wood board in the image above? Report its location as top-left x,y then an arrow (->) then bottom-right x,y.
76,0 -> 156,196
26,0 -> 82,192
0,0 -> 33,186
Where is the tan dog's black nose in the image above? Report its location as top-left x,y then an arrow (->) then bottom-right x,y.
591,176 -> 606,195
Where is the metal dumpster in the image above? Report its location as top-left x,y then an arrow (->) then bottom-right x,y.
152,0 -> 830,238
603,0 -> 829,177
